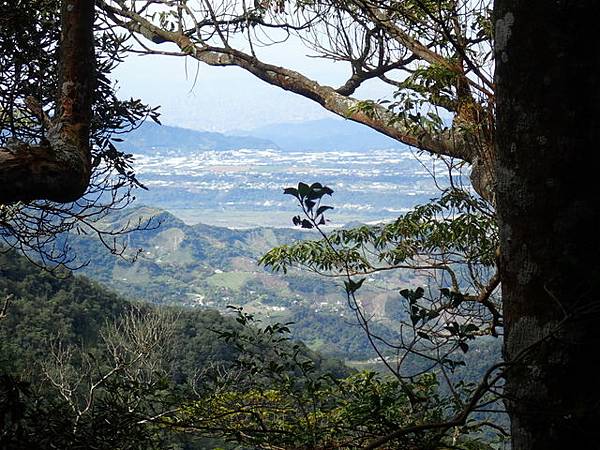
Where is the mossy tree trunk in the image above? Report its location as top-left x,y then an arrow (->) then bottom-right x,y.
495,1 -> 600,447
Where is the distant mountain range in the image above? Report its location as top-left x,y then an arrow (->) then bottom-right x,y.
118,118 -> 405,154
238,118 -> 404,151
118,122 -> 278,154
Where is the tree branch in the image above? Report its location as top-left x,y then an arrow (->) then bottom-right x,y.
0,294 -> 13,319
0,0 -> 95,205
97,1 -> 474,163
336,59 -> 414,96
363,361 -> 506,449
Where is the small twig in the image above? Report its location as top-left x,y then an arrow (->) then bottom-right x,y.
0,294 -> 13,319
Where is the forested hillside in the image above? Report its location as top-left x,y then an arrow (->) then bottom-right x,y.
0,247 -> 348,378
1,249 -> 498,449
0,248 -> 350,448
65,205 -> 405,359
0,251 -> 502,450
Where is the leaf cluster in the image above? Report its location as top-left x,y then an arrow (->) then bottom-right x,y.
284,182 -> 334,229
261,188 -> 497,275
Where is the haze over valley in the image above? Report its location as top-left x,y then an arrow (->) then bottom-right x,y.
124,120 -> 453,228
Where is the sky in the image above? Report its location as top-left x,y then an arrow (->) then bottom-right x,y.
111,38 -> 394,132
112,55 -> 333,132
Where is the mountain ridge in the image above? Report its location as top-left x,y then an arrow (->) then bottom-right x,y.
118,119 -> 408,155
118,121 -> 278,154
236,118 -> 406,151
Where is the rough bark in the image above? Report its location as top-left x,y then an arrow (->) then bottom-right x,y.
0,0 -> 94,205
495,1 -> 600,448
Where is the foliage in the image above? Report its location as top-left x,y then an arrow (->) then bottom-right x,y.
0,248 -> 350,448
0,248 -> 505,449
261,184 -> 501,364
260,182 -> 506,445
0,0 -> 160,268
262,187 -> 496,275
172,307 -> 498,449
0,251 -> 173,448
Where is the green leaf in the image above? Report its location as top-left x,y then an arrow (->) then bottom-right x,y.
445,322 -> 459,335
322,186 -> 334,196
463,324 -> 479,334
427,310 -> 439,320
417,331 -> 430,341
344,277 -> 366,294
316,205 -> 333,216
451,292 -> 465,308
304,198 -> 316,211
283,187 -> 299,198
300,219 -> 314,229
298,182 -> 310,198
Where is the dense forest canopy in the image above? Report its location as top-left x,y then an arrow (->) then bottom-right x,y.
2,249 -> 500,449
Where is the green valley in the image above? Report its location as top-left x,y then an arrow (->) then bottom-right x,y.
66,205 -> 406,360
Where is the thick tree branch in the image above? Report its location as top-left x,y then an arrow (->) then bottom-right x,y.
98,1 -> 474,163
0,0 -> 94,205
464,271 -> 502,334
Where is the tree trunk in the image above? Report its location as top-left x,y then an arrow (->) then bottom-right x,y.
0,0 -> 94,205
495,1 -> 600,448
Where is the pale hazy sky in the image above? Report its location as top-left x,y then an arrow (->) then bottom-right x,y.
111,40 -> 393,132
